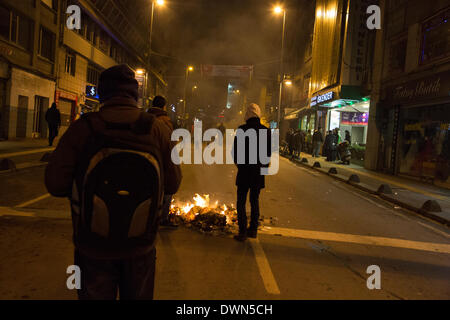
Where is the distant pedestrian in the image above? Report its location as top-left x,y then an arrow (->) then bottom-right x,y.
287,128 -> 295,156
345,130 -> 351,144
45,102 -> 61,146
312,127 -> 324,157
218,122 -> 226,135
148,96 -> 178,228
232,103 -> 271,241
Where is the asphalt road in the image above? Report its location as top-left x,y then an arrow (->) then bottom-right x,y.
0,156 -> 449,300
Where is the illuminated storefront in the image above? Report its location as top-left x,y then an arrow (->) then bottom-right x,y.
382,70 -> 450,188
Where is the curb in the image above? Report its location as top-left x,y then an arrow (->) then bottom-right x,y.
0,161 -> 47,175
283,154 -> 450,226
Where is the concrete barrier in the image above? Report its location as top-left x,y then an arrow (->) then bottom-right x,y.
0,158 -> 16,171
328,168 -> 338,175
348,174 -> 360,183
421,200 -> 442,213
377,184 -> 393,195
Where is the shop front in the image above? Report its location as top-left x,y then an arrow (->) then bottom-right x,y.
311,86 -> 369,144
382,70 -> 450,189
55,90 -> 78,136
82,85 -> 100,114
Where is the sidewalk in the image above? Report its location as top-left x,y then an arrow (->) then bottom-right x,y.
282,151 -> 450,226
0,138 -> 56,156
0,139 -> 56,172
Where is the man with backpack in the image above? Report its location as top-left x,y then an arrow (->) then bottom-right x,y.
45,64 -> 182,300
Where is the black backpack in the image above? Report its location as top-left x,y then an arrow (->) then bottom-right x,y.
70,112 -> 163,258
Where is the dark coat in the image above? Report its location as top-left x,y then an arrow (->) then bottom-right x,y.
233,117 -> 271,189
45,97 -> 182,196
313,131 -> 323,143
147,107 -> 173,131
45,106 -> 61,127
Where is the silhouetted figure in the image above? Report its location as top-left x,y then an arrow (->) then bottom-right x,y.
45,102 -> 61,146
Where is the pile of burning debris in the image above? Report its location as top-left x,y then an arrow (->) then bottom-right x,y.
169,194 -> 238,234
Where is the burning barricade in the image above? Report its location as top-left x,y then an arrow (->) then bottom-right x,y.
168,194 -> 238,234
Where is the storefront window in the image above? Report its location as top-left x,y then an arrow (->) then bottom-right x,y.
398,104 -> 450,186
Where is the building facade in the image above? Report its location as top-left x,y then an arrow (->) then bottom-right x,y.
0,0 -> 168,140
366,0 -> 450,189
0,0 -> 60,140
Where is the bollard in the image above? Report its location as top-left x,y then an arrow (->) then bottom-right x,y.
421,200 -> 442,213
377,184 -> 393,195
348,174 -> 360,183
328,168 -> 338,175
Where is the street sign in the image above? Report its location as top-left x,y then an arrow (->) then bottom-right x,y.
201,65 -> 253,78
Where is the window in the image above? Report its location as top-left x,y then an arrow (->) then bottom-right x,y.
420,8 -> 450,65
39,27 -> 55,61
389,37 -> 407,73
87,64 -> 102,85
0,6 -> 9,40
0,6 -> 33,51
65,52 -> 76,76
99,30 -> 109,53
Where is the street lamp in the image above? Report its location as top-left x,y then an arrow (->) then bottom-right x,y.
148,0 -> 165,77
274,4 -> 286,129
183,65 -> 194,120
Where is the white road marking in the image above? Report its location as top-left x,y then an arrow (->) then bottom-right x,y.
0,147 -> 54,158
249,238 -> 281,295
338,183 -> 450,239
15,193 -> 51,208
260,227 -> 450,254
0,206 -> 35,217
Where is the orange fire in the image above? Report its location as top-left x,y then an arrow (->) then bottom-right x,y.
169,194 -> 237,226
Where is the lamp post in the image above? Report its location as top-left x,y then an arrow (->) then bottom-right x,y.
183,65 -> 194,120
274,5 -> 286,129
148,0 -> 164,97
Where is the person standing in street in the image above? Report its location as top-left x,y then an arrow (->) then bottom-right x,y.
148,96 -> 178,228
45,102 -> 61,146
45,65 -> 182,300
312,127 -> 324,158
345,130 -> 351,144
232,103 -> 271,241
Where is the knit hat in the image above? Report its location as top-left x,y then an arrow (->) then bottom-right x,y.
98,64 -> 139,103
245,103 -> 261,121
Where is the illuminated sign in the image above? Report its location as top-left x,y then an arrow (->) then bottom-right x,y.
317,91 -> 334,104
311,91 -> 335,107
86,85 -> 99,100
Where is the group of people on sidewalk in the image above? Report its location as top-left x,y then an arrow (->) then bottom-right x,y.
44,64 -> 271,300
285,127 -> 352,163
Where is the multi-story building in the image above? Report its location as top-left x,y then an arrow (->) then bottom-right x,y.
0,0 -> 60,140
57,0 -> 167,136
0,0 -> 168,140
306,0 -> 377,150
365,0 -> 450,189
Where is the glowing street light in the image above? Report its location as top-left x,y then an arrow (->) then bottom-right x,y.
183,65 -> 195,118
136,69 -> 145,75
274,5 -> 283,14
273,4 -> 287,129
156,0 -> 165,6
284,80 -> 292,86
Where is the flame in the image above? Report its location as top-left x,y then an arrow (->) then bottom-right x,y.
193,194 -> 209,208
182,203 -> 194,214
